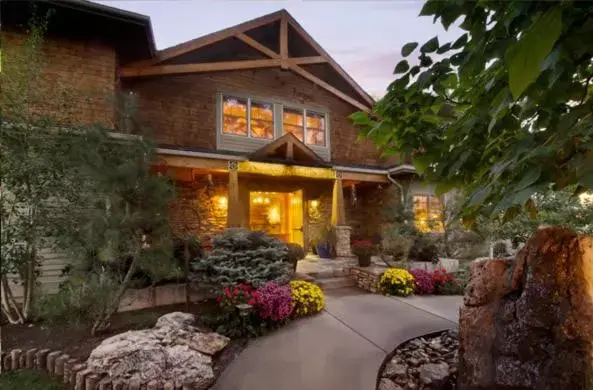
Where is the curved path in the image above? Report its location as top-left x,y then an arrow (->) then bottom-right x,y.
214,289 -> 461,390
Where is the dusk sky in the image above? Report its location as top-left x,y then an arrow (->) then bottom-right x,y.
95,1 -> 462,97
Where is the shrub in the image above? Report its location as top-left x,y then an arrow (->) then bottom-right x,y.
409,268 -> 435,295
285,243 -> 305,272
379,268 -> 415,296
290,280 -> 325,317
194,229 -> 291,288
431,268 -> 464,295
205,283 -> 264,338
408,235 -> 440,263
255,282 -> 293,322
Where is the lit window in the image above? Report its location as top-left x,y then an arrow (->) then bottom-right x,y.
413,195 -> 443,232
250,101 -> 274,139
306,111 -> 326,146
282,107 -> 304,141
222,96 -> 247,136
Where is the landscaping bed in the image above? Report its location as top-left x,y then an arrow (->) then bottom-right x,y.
378,329 -> 459,390
0,369 -> 67,390
2,301 -> 247,383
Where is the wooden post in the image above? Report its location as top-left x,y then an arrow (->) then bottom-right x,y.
227,161 -> 242,227
331,173 -> 346,226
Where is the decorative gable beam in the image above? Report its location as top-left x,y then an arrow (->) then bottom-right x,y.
289,64 -> 370,112
236,32 -> 279,59
280,15 -> 288,69
121,59 -> 281,78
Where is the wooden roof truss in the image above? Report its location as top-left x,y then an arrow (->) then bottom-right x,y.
120,10 -> 372,112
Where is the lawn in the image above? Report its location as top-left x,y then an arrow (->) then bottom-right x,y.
0,370 -> 65,390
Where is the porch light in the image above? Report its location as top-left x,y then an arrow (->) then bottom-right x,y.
216,196 -> 228,210
310,199 -> 319,208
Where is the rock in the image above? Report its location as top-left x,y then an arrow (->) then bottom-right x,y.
382,362 -> 407,378
378,378 -> 403,390
87,312 -> 227,386
407,357 -> 420,367
154,312 -> 196,330
464,258 -> 514,307
419,362 -> 450,385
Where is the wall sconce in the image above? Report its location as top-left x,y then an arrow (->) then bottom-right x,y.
310,199 -> 319,209
216,196 -> 228,210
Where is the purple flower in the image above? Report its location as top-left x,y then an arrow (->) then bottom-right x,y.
409,268 -> 435,295
255,282 -> 293,322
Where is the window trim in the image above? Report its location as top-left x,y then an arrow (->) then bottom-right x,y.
217,91 -> 331,152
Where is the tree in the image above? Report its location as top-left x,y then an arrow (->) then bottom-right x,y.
1,15 -> 176,332
352,1 -> 593,221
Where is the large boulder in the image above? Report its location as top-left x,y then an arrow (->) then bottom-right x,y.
459,227 -> 593,390
87,312 -> 230,388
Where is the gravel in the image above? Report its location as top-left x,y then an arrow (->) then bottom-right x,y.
379,329 -> 459,390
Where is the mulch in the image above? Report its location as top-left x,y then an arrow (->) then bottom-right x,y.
2,301 -> 247,378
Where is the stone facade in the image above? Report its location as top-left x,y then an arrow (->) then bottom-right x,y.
1,30 -> 117,127
349,266 -> 386,293
459,227 -> 593,390
345,184 -> 399,240
334,225 -> 353,257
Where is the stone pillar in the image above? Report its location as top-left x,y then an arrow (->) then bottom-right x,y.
459,227 -> 593,390
226,161 -> 241,228
331,172 -> 352,257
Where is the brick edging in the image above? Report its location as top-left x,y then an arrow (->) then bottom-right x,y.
0,348 -> 178,389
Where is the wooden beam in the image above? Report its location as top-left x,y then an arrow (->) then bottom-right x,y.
153,10 -> 285,65
286,140 -> 294,160
156,155 -> 228,171
287,56 -> 327,65
289,64 -> 370,112
285,17 -> 375,107
121,59 -> 282,78
235,32 -> 279,59
280,16 -> 288,69
341,171 -> 389,183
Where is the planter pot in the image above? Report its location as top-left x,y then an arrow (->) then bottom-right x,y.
357,254 -> 372,267
316,243 -> 332,259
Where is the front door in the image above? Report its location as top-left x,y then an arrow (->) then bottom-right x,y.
249,190 -> 304,245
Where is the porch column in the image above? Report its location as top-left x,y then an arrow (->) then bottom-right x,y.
227,161 -> 241,228
331,172 -> 353,257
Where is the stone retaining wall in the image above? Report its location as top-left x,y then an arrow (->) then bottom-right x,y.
349,266 -> 387,293
1,347 -> 177,389
118,283 -> 206,312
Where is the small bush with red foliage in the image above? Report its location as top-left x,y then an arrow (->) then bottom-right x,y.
216,283 -> 260,308
409,268 -> 435,295
432,268 -> 460,295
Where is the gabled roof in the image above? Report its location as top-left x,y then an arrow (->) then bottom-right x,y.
250,132 -> 326,165
120,9 -> 373,112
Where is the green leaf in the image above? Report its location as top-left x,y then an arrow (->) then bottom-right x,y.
515,166 -> 542,191
436,42 -> 452,54
451,34 -> 468,49
409,66 -> 420,76
504,7 -> 563,99
394,60 -> 410,74
412,155 -> 431,174
401,42 -> 418,57
420,36 -> 439,53
419,54 -> 433,67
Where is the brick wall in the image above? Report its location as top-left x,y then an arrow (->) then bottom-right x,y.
124,68 -> 396,167
1,31 -> 117,127
345,183 -> 399,239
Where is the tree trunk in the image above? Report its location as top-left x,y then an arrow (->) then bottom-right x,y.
1,275 -> 25,324
91,252 -> 139,336
21,248 -> 36,320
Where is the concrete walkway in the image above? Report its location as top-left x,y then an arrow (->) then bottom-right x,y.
214,289 -> 462,390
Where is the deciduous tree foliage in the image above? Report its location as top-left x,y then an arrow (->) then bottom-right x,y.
353,1 -> 593,221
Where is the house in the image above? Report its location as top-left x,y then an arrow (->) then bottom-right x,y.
2,1 -> 442,278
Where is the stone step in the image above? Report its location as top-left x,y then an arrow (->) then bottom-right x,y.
315,277 -> 356,291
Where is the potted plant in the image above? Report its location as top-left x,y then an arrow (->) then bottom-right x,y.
310,229 -> 332,259
352,239 -> 375,267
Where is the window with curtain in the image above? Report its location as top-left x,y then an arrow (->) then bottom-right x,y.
222,96 -> 248,136
413,195 -> 444,232
305,110 -> 326,146
250,101 -> 274,139
282,107 -> 305,141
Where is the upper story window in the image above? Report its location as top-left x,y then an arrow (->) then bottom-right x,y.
413,195 -> 444,233
222,95 -> 274,139
282,107 -> 326,146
